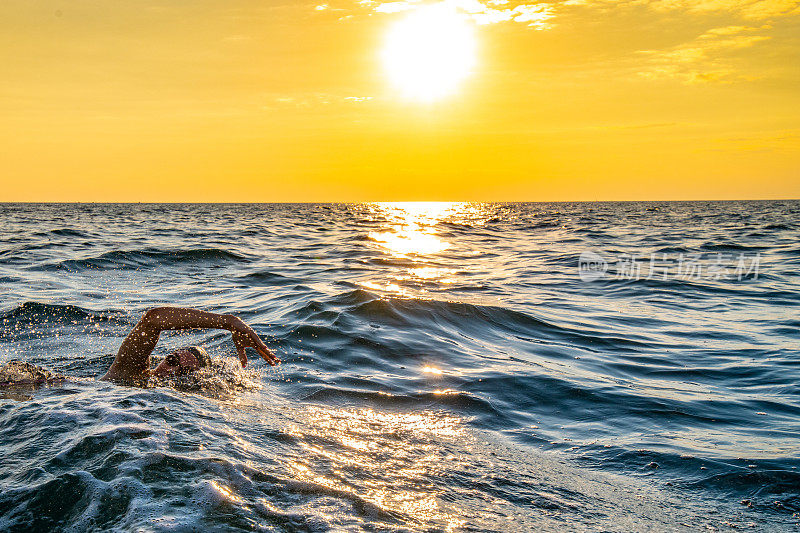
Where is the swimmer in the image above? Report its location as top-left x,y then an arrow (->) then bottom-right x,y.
101,307 -> 279,383
0,307 -> 277,388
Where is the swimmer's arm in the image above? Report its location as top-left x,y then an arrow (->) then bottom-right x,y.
102,308 -> 278,382
139,307 -> 279,366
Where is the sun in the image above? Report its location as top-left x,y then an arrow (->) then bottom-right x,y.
381,4 -> 476,101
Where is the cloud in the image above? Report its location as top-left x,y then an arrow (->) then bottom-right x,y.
269,94 -> 375,108
359,0 -> 800,27
369,0 -> 554,27
740,0 -> 800,18
511,4 -> 553,26
374,1 -> 417,12
348,0 -> 800,32
698,24 -> 772,37
711,129 -> 800,152
674,0 -> 800,19
637,25 -> 772,83
570,0 -> 800,19
359,0 -> 800,36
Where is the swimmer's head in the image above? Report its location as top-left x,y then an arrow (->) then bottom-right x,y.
152,346 -> 211,378
186,346 -> 212,368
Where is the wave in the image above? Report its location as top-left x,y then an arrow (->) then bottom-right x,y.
701,242 -> 766,252
33,248 -> 248,271
684,470 -> 800,511
32,228 -> 93,239
301,386 -> 509,424
235,270 -> 297,286
330,290 -> 653,353
554,442 -> 800,507
0,301 -> 123,327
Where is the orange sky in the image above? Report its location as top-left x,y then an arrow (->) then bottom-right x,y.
1,0 -> 798,201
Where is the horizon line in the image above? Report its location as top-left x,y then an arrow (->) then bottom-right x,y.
1,198 -> 798,205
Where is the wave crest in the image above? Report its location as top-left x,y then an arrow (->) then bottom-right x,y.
34,248 -> 248,271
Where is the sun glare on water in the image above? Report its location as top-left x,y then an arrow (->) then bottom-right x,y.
382,4 -> 476,101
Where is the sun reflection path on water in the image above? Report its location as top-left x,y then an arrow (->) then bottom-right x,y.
363,202 -> 486,296
283,405 -> 467,531
367,202 -> 461,257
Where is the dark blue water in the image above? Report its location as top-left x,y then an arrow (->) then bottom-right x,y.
0,202 -> 798,531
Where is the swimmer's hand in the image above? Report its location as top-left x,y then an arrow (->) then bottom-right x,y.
228,316 -> 280,367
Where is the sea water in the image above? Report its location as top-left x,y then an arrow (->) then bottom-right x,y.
0,202 -> 798,531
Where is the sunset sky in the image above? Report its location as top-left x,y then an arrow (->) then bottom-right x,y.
2,0 -> 798,201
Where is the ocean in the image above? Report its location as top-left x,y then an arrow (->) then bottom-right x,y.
0,201 -> 798,531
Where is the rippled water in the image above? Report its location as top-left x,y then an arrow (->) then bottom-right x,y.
0,202 -> 798,531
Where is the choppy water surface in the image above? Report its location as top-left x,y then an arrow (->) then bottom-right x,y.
0,202 -> 798,531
